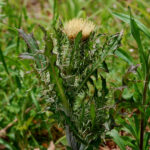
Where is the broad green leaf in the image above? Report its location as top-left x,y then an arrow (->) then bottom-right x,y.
115,48 -> 133,65
112,12 -> 150,39
129,8 -> 147,77
108,129 -> 126,150
55,135 -> 68,145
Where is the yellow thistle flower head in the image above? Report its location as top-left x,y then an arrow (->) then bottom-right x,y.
63,18 -> 95,40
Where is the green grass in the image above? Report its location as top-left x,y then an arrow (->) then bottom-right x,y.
0,0 -> 150,149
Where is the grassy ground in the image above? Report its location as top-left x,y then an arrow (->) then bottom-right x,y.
0,0 -> 150,149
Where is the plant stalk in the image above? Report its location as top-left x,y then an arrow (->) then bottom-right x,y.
139,74 -> 149,150
65,125 -> 79,150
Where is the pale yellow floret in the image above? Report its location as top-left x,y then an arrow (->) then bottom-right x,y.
63,18 -> 95,40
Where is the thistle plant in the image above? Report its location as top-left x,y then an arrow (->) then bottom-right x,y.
19,18 -> 122,150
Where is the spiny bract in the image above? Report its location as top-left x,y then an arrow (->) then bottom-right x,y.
63,18 -> 95,40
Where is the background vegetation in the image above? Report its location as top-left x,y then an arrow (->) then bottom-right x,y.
0,0 -> 150,149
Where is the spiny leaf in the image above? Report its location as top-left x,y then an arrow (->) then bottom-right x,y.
76,31 -> 122,94
18,29 -> 38,52
41,27 -> 70,114
18,29 -> 41,68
